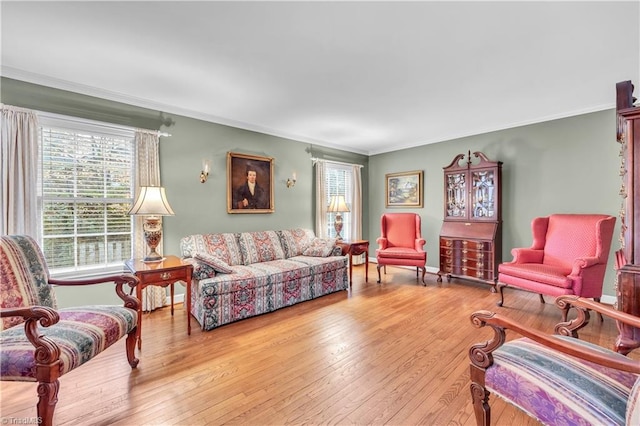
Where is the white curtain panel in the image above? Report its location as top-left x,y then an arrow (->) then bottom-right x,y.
314,160 -> 329,238
0,105 -> 39,236
134,130 -> 167,311
350,164 -> 365,265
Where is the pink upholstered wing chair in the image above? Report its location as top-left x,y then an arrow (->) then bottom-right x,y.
497,214 -> 616,312
376,213 -> 427,285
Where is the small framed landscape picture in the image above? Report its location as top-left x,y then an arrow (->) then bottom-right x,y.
227,152 -> 275,214
385,170 -> 424,208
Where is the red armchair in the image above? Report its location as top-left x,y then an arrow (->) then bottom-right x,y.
376,213 -> 427,285
497,214 -> 616,311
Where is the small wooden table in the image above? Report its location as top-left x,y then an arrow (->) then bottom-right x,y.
125,255 -> 193,349
337,239 -> 369,286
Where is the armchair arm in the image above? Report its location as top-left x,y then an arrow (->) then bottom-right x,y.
509,248 -> 544,264
376,237 -> 388,249
1,306 -> 62,376
414,238 -> 426,251
469,297 -> 640,374
49,273 -> 140,311
569,256 -> 601,275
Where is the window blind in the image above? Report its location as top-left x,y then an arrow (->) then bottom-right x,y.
38,116 -> 135,274
325,163 -> 353,239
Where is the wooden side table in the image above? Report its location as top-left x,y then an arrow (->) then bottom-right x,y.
337,240 -> 369,286
125,255 -> 193,349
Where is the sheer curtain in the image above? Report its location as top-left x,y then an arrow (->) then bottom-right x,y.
133,130 -> 167,311
314,160 -> 329,238
348,164 -> 363,241
0,104 -> 39,236
313,159 -> 363,241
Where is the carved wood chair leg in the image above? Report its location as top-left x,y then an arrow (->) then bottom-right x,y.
470,382 -> 491,426
594,298 -> 604,322
126,328 -> 140,368
539,294 -> 546,304
377,264 -> 382,283
420,267 -> 426,286
496,283 -> 506,307
37,380 -> 59,426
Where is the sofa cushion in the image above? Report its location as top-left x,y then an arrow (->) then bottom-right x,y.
180,233 -> 243,266
194,252 -> 233,274
278,228 -> 316,258
188,259 -> 217,280
239,231 -> 285,265
302,237 -> 337,257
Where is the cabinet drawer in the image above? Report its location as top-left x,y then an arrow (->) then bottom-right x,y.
139,268 -> 188,283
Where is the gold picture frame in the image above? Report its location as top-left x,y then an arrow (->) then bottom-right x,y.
227,152 -> 274,213
385,170 -> 424,208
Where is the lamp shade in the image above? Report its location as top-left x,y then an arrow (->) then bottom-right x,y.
328,195 -> 350,213
128,186 -> 175,216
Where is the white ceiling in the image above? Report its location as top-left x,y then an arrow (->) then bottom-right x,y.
1,1 -> 639,155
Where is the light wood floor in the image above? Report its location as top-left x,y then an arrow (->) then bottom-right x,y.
1,265 -> 630,425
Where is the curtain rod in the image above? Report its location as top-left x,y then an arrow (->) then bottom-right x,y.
311,157 -> 363,168
30,108 -> 171,137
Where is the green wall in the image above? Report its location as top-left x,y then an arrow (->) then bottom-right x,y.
369,110 -> 621,297
1,77 -> 623,304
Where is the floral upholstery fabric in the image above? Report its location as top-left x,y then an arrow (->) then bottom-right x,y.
0,235 -> 58,330
194,252 -> 234,274
486,337 -> 639,426
302,237 -> 338,257
239,231 -> 286,265
278,228 -> 315,258
183,229 -> 349,331
1,305 -> 137,381
180,233 -> 243,266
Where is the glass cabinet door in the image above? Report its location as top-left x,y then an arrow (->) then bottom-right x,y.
445,172 -> 467,219
471,169 -> 496,219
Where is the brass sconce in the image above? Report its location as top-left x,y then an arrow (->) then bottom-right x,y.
200,159 -> 211,183
286,172 -> 297,188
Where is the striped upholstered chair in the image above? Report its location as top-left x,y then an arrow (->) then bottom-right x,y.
0,235 -> 140,426
469,296 -> 640,426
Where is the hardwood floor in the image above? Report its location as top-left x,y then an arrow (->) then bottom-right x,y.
1,264 -> 630,425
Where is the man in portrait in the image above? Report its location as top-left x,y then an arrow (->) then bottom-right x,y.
233,164 -> 268,209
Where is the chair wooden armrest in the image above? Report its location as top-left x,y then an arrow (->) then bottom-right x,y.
49,273 -> 140,311
469,295 -> 640,426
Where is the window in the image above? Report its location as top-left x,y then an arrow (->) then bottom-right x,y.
325,163 -> 353,239
38,115 -> 135,276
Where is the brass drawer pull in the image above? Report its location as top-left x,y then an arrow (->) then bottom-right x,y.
161,272 -> 172,280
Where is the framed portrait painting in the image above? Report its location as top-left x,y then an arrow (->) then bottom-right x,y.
227,152 -> 274,213
385,170 -> 424,208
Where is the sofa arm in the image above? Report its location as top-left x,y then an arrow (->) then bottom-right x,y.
49,273 -> 140,311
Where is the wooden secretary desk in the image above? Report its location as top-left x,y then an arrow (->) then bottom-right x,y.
615,80 -> 640,354
437,151 -> 502,289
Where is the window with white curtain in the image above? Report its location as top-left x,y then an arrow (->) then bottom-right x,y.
325,162 -> 353,239
38,114 -> 135,276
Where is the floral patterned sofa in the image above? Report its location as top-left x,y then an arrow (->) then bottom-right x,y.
180,228 -> 349,331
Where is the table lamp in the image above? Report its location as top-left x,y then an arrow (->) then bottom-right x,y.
128,186 -> 175,262
328,195 -> 350,240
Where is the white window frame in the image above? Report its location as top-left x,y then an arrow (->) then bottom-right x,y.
37,113 -> 135,278
325,162 -> 353,239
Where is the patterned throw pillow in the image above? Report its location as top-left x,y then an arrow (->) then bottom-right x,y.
302,237 -> 337,257
627,377 -> 640,426
194,252 -> 234,274
278,228 -> 316,258
239,231 -> 286,265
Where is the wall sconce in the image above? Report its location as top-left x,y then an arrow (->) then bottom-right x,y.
286,172 -> 297,188
200,159 -> 211,183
